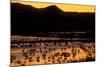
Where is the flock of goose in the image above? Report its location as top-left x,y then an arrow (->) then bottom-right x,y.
11,41 -> 95,66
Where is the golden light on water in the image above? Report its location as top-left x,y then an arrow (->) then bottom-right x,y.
11,39 -> 95,66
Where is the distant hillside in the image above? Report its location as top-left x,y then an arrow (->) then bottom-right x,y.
11,3 -> 95,35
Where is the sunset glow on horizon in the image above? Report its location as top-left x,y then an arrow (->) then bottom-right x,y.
11,1 -> 95,12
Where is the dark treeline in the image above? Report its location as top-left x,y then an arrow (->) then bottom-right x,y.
11,3 -> 95,38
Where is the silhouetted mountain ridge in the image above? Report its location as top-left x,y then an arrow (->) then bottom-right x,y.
11,3 -> 95,35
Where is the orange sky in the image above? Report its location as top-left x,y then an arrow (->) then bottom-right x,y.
11,1 -> 95,12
